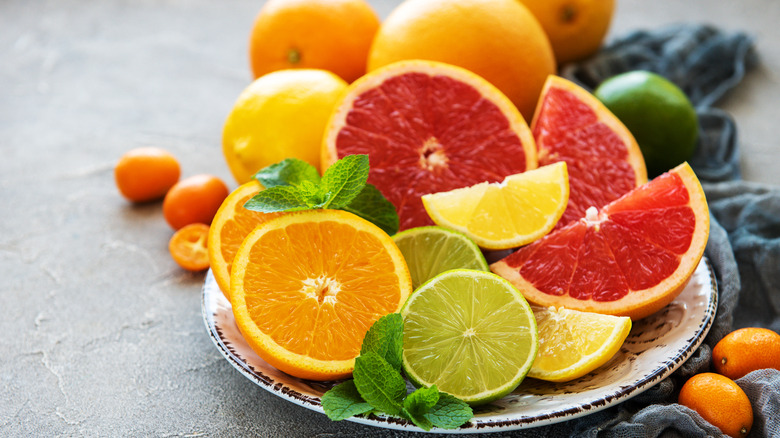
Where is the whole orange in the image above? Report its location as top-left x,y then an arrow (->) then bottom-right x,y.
248,0 -> 380,83
516,0 -> 615,64
163,175 -> 229,230
367,0 -> 556,121
713,327 -> 780,380
114,147 -> 180,202
678,373 -> 753,438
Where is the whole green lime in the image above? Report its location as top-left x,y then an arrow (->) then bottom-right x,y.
594,71 -> 698,177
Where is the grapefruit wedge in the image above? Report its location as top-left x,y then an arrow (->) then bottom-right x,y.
532,75 -> 647,229
322,60 -> 538,230
491,163 -> 709,321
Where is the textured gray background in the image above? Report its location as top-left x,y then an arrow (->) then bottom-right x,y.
1,0 -> 778,436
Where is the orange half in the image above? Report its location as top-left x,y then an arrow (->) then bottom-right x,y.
230,209 -> 412,380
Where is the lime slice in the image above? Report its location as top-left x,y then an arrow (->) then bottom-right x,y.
400,269 -> 538,405
392,226 -> 489,289
421,162 -> 569,250
529,306 -> 632,382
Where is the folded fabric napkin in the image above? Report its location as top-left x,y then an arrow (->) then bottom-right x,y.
535,23 -> 778,438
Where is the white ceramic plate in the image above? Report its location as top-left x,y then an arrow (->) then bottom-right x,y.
202,258 -> 717,433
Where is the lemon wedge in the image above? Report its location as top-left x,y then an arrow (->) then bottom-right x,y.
421,162 -> 569,250
529,306 -> 631,382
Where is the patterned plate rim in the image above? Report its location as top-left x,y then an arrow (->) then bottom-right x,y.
202,257 -> 718,433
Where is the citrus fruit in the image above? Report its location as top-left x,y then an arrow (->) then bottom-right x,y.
223,69 -> 348,184
207,180 -> 285,300
517,0 -> 615,64
114,147 -> 180,202
595,71 -> 699,178
322,60 -> 538,231
367,0 -> 555,120
678,372 -> 753,438
528,306 -> 631,382
392,226 -> 489,289
248,0 -> 380,83
400,269 -> 538,405
421,162 -> 569,250
712,327 -> 780,380
162,174 -> 229,230
533,75 -> 647,230
491,162 -> 709,320
230,209 -> 412,381
169,223 -> 210,272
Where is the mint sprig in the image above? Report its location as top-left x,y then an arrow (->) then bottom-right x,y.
320,314 -> 473,431
244,155 -> 399,235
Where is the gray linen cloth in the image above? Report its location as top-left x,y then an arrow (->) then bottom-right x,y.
550,23 -> 779,438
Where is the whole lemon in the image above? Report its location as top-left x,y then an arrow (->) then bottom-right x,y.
594,71 -> 699,177
516,0 -> 615,64
367,0 -> 555,121
222,69 -> 347,184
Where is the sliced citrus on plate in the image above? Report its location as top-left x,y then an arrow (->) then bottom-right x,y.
392,226 -> 489,289
207,180 -> 284,300
491,162 -> 709,320
230,209 -> 412,381
532,75 -> 647,229
421,162 -> 569,250
400,269 -> 538,405
322,60 -> 538,230
529,306 -> 631,382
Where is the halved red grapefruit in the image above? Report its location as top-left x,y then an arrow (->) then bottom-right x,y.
491,162 -> 709,321
322,60 -> 538,230
532,75 -> 647,229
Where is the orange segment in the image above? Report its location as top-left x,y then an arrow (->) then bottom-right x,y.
532,75 -> 647,229
491,162 -> 709,320
207,181 -> 284,300
230,209 -> 412,380
323,60 -> 538,230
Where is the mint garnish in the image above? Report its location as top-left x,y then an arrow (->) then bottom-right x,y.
320,314 -> 473,430
321,380 -> 373,421
244,155 -> 399,235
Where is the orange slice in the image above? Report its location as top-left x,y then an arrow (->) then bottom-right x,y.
491,163 -> 709,320
322,59 -> 538,230
230,209 -> 413,380
532,75 -> 647,229
207,180 -> 284,300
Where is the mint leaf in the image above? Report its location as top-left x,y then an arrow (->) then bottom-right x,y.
425,392 -> 473,430
298,180 -> 326,208
360,313 -> 403,372
243,186 -> 310,212
253,158 -> 321,188
321,154 -> 369,209
353,351 -> 406,416
321,380 -> 373,421
343,184 -> 399,235
400,385 -> 440,431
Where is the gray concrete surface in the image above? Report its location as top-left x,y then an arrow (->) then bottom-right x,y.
1,0 -> 777,436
